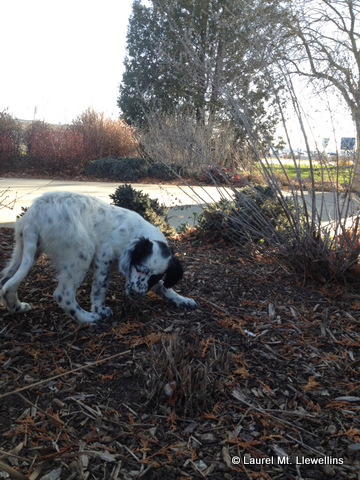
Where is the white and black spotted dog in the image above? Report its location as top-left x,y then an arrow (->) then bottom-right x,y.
0,191 -> 197,323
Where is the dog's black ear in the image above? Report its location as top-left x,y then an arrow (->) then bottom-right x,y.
131,237 -> 153,266
119,244 -> 134,276
163,257 -> 183,288
119,237 -> 153,276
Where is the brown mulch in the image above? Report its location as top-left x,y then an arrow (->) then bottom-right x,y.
1,227 -> 360,480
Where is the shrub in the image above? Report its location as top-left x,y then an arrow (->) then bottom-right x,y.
23,120 -> 50,144
27,126 -> 86,174
145,333 -> 232,416
110,184 -> 167,219
110,184 -> 173,234
147,162 -> 187,181
196,185 -> 305,245
199,165 -> 248,186
72,108 -> 138,160
116,157 -> 148,181
86,157 -> 192,181
85,157 -> 148,181
0,110 -> 22,168
85,156 -> 120,178
195,178 -> 360,280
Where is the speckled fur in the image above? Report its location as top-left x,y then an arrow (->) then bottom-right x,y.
0,191 -> 197,324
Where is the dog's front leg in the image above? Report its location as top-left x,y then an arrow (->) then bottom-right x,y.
90,256 -> 113,319
151,280 -> 197,308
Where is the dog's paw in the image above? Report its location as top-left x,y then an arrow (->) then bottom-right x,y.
0,293 -> 32,313
99,306 -> 113,319
182,297 -> 198,309
14,302 -> 32,313
0,291 -> 6,307
92,305 -> 113,319
76,311 -> 101,324
172,296 -> 197,309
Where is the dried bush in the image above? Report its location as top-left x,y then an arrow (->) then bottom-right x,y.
23,119 -> 50,145
139,112 -> 247,173
145,333 -> 232,417
197,185 -> 306,245
0,110 -> 23,168
72,108 -> 138,161
27,125 -> 87,174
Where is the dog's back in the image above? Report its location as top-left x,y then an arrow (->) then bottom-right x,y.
0,191 -> 125,317
23,192 -> 97,256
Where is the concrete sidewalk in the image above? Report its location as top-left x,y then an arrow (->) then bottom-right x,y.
1,177 -> 359,230
0,177 -> 229,229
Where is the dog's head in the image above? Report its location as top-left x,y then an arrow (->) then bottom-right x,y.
119,237 -> 183,298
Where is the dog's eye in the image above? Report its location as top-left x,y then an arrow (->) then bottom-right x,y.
135,265 -> 149,275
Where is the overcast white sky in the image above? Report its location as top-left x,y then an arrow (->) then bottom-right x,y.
0,0 -> 356,150
0,0 -> 133,124
282,78 -> 356,152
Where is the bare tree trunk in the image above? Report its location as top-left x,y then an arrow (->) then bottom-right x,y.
352,120 -> 360,192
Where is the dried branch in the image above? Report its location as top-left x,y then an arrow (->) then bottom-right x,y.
0,350 -> 131,400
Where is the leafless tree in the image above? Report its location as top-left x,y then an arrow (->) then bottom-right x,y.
288,0 -> 360,188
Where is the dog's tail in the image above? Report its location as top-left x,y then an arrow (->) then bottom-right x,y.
0,215 -> 27,287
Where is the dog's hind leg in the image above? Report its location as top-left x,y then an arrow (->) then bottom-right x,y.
0,240 -> 23,289
0,217 -> 30,289
1,229 -> 38,313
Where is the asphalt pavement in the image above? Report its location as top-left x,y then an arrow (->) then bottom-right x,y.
0,177 -> 359,231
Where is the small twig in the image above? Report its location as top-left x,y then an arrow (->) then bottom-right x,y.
286,433 -> 330,458
18,393 -> 65,425
0,350 -> 131,400
232,390 -> 318,437
0,324 -> 9,335
296,463 -> 305,480
0,460 -> 28,480
123,445 -> 141,462
0,444 -> 27,462
196,296 -> 230,314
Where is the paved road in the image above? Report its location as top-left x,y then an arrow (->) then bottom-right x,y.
0,177 -> 359,230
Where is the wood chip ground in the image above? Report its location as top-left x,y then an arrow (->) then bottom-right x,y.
1,227 -> 360,480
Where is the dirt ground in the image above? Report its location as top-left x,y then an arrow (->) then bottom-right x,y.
1,227 -> 360,480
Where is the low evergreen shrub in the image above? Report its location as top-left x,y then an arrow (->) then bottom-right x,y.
147,163 -> 188,181
196,185 -> 304,245
86,157 -> 192,182
109,184 -> 174,235
118,157 -> 148,181
85,156 -> 148,181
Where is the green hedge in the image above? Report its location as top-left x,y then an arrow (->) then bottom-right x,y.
85,156 -> 148,181
85,157 -> 189,182
147,163 -> 187,181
